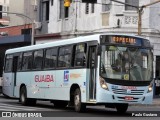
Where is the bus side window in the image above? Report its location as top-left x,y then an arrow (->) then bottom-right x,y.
58,47 -> 65,67
4,55 -> 13,72
33,50 -> 43,70
74,44 -> 86,67
22,52 -> 33,70
58,46 -> 72,68
64,47 -> 72,67
17,53 -> 22,71
44,48 -> 57,69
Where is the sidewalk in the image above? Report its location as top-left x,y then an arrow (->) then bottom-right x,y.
130,97 -> 160,106
152,97 -> 160,106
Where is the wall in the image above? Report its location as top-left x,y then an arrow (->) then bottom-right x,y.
8,0 -> 24,26
8,0 -> 37,26
47,0 -> 153,35
149,0 -> 160,32
0,24 -> 32,36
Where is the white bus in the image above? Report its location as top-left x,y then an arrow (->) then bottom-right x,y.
2,34 -> 153,113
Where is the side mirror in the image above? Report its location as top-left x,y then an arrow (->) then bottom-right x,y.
97,46 -> 101,56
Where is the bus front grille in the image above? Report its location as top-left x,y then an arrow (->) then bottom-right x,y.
112,88 -> 144,95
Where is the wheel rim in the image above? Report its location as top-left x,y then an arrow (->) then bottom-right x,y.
75,94 -> 80,107
21,90 -> 25,103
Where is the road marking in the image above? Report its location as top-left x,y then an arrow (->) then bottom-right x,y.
0,106 -> 39,111
0,108 -> 17,111
0,103 -> 53,110
0,103 -> 66,111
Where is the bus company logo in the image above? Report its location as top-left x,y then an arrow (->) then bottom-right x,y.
35,75 -> 54,82
64,71 -> 69,82
126,89 -> 131,94
121,86 -> 137,90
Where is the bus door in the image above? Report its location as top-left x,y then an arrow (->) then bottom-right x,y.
88,42 -> 97,101
12,56 -> 18,96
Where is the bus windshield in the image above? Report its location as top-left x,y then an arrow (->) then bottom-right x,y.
100,45 -> 153,81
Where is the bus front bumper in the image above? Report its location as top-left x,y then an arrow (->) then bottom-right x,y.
97,91 -> 153,105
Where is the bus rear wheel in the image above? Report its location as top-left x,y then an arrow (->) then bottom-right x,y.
115,103 -> 128,113
74,88 -> 86,112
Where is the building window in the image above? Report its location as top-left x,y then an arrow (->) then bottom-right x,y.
85,3 -> 89,14
21,28 -> 31,34
102,0 -> 111,12
102,4 -> 110,12
65,7 -> 69,18
42,0 -> 50,21
51,0 -> 54,6
91,4 -> 94,13
125,0 -> 139,11
0,5 -> 2,18
59,0 -> 69,19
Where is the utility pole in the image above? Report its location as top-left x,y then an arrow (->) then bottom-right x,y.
0,11 -> 35,45
111,0 -> 160,35
138,7 -> 143,35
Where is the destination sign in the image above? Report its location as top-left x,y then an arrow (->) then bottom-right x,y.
112,36 -> 136,44
100,35 -> 143,46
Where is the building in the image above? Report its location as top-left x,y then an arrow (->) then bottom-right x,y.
0,0 -> 9,26
0,0 -> 38,84
35,0 -> 160,96
8,0 -> 38,26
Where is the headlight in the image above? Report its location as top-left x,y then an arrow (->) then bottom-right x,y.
147,83 -> 153,93
99,76 -> 108,90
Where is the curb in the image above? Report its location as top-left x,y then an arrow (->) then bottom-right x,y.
130,103 -> 160,107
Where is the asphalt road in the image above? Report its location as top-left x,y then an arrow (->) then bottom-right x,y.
0,94 -> 159,119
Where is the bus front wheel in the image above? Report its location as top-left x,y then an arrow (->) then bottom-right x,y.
74,88 -> 86,112
115,103 -> 128,113
20,86 -> 36,106
20,86 -> 28,105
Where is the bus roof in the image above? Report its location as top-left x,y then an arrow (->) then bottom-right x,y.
5,33 -> 146,54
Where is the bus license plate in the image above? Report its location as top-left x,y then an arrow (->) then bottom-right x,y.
125,96 -> 133,100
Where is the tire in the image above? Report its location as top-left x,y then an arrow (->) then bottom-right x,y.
54,101 -> 68,108
20,86 -> 37,106
20,86 -> 28,105
74,88 -> 86,112
115,103 -> 128,113
19,86 -> 37,106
